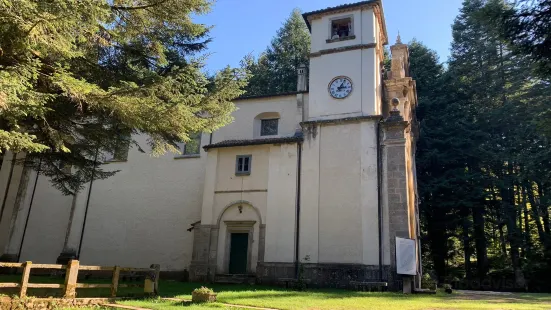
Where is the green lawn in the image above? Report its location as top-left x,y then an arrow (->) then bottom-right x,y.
2,276 -> 551,310
117,283 -> 551,310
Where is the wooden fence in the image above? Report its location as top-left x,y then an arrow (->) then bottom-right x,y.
0,260 -> 160,298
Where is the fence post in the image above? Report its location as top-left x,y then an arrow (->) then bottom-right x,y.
152,264 -> 160,295
111,266 -> 120,297
63,259 -> 79,298
19,261 -> 32,298
144,264 -> 160,296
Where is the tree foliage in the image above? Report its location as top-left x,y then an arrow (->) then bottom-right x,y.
416,0 -> 551,291
0,0 -> 248,194
481,0 -> 551,78
244,8 -> 310,96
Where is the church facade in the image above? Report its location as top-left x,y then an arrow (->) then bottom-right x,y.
0,0 -> 420,290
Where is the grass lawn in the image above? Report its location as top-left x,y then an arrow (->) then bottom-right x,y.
117,282 -> 551,310
2,276 -> 551,310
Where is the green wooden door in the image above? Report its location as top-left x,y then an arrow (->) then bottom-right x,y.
229,233 -> 248,274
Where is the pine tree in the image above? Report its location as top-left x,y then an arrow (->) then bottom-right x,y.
0,0 -> 249,194
244,8 -> 310,96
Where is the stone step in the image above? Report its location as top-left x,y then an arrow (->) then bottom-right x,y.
214,274 -> 256,284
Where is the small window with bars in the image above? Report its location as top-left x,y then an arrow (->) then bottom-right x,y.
235,155 -> 252,175
331,17 -> 353,39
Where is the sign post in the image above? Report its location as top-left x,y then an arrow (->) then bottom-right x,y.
396,237 -> 417,293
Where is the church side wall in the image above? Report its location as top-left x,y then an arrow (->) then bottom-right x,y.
18,175 -> 73,263
213,95 -> 302,143
77,134 -> 206,270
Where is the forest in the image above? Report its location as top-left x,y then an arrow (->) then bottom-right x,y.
243,0 -> 551,292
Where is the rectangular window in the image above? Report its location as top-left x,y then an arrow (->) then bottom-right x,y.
175,133 -> 201,158
331,17 -> 353,39
236,155 -> 252,175
260,119 -> 278,136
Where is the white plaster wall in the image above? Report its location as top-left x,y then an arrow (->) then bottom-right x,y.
300,122 -> 380,265
212,192 -> 267,227
299,130 -> 320,263
214,147 -> 269,193
310,9 -> 377,54
203,143 -> 298,270
77,133 -> 207,270
360,121 -> 380,265
264,144 -> 297,263
212,95 -> 303,143
307,8 -> 379,121
19,175 -> 73,262
318,124 -> 363,263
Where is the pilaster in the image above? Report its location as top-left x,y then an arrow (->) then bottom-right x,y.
382,118 -> 412,288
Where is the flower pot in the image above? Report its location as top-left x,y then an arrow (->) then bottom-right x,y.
192,291 -> 217,303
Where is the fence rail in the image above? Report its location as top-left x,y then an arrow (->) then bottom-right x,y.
0,260 -> 160,298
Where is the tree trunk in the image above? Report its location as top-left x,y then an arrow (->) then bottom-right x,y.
501,176 -> 526,290
527,182 -> 550,252
473,206 -> 489,279
499,223 -> 508,258
522,186 -> 532,256
427,209 -> 448,283
461,207 -> 472,281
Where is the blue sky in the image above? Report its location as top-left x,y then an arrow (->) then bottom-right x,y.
194,0 -> 463,72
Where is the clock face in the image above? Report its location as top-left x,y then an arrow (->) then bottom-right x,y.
328,76 -> 353,99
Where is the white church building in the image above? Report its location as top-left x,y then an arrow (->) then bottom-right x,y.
0,0 -> 420,290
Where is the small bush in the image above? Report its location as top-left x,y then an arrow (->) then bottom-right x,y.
421,273 -> 437,290
192,286 -> 214,294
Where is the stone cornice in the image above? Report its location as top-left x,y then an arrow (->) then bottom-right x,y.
301,115 -> 383,127
381,120 -> 410,129
310,43 -> 377,58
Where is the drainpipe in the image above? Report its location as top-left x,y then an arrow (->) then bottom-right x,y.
377,121 -> 384,281
294,142 -> 302,279
76,148 -> 99,259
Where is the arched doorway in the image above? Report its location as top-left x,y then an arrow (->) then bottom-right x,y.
216,201 -> 263,275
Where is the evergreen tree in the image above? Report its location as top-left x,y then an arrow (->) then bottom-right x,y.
482,0 -> 551,78
0,0 -> 248,194
417,0 -> 551,290
245,8 -> 310,96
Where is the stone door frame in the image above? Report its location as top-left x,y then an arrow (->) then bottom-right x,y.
223,220 -> 255,274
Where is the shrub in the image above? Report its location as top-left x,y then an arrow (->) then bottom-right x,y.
192,286 -> 214,295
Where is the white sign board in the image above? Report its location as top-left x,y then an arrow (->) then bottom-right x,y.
396,237 -> 417,275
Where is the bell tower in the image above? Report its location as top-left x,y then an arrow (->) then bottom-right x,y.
302,0 -> 387,120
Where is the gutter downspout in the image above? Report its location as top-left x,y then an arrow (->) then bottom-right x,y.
377,121 -> 384,281
76,148 -> 99,259
294,142 -> 302,279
